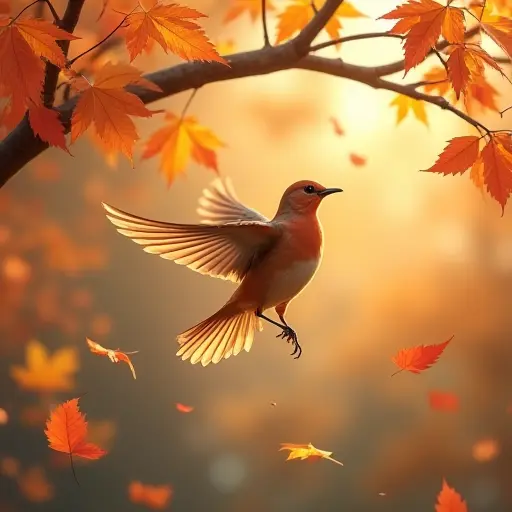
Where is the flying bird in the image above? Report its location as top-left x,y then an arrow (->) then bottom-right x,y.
102,179 -> 342,366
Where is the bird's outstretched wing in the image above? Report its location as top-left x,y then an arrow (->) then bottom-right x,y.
197,178 -> 269,225
102,203 -> 280,283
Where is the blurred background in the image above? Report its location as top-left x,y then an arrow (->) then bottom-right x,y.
1,0 -> 512,510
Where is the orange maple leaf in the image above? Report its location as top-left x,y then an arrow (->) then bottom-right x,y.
463,72 -> 500,114
280,442 -> 344,466
128,481 -> 173,510
224,0 -> 275,23
470,155 -> 485,191
435,479 -> 467,512
86,338 -> 138,379
481,133 -> 512,213
428,390 -> 460,412
275,0 -> 367,45
391,336 -> 453,375
175,402 -> 193,413
379,0 -> 465,73
0,16 -> 78,124
142,112 -> 224,185
481,13 -> 512,60
124,0 -> 227,64
28,105 -> 68,151
69,62 -> 162,162
45,398 -> 106,483
423,136 -> 481,175
422,66 -> 451,96
446,43 -> 505,99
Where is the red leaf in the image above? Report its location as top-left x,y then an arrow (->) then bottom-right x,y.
428,391 -> 460,412
424,136 -> 480,175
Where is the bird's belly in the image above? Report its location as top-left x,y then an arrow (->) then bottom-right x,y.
262,259 -> 319,309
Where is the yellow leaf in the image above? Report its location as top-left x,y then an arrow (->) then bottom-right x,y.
279,442 -> 344,466
10,339 -> 79,392
142,112 -> 224,185
224,0 -> 275,23
275,0 -> 367,44
389,94 -> 428,126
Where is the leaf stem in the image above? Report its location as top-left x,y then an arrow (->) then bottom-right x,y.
261,0 -> 270,47
11,0 -> 42,22
68,8 -> 135,66
179,88 -> 198,122
44,0 -> 60,23
499,105 -> 512,117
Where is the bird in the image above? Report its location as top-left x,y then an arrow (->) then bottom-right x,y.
102,178 -> 342,367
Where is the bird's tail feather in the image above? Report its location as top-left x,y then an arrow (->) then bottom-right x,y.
176,307 -> 262,366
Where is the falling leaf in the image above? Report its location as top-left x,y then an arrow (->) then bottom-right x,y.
10,339 -> 78,392
329,116 -> 344,136
70,62 -> 162,162
350,153 -> 366,166
472,438 -> 500,462
481,133 -> 512,213
28,104 -> 68,151
423,136 -> 480,175
270,401 -> 277,407
128,481 -> 173,510
391,336 -> 453,375
279,442 -> 344,466
446,43 -> 505,99
275,0 -> 367,44
379,0 -> 465,72
176,403 -> 193,413
0,408 -> 7,425
224,0 -> 275,23
1,457 -> 20,478
18,466 -> 54,503
435,479 -> 467,512
86,338 -> 138,379
124,0 -> 227,64
45,397 -> 107,484
389,94 -> 428,126
428,391 -> 460,412
142,112 -> 224,185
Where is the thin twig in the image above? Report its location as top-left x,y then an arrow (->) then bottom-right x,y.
499,105 -> 512,117
43,0 -> 60,23
310,32 -> 404,52
179,89 -> 199,123
261,0 -> 270,47
68,10 -> 134,66
310,0 -> 319,14
432,48 -> 449,73
409,79 -> 449,89
11,0 -> 43,21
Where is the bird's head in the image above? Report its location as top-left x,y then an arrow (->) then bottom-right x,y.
276,180 -> 342,216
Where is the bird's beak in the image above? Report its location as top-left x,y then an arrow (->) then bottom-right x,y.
317,188 -> 343,197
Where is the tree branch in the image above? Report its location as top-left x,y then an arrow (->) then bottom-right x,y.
42,0 -> 86,107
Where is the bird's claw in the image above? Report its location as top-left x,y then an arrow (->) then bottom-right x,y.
276,326 -> 302,359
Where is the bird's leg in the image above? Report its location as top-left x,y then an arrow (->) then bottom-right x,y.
257,308 -> 302,359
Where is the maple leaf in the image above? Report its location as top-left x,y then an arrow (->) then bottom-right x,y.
28,105 -> 68,151
379,0 -> 465,72
350,153 -> 366,166
435,479 -> 467,512
481,13 -> 512,60
18,466 -> 54,503
129,481 -> 173,510
10,339 -> 78,392
422,66 -> 451,96
463,72 -> 500,114
280,443 -> 343,465
389,94 -> 428,126
70,63 -> 162,162
481,133 -> 512,213
142,112 -> 224,185
391,336 -> 453,375
446,43 -> 505,98
470,156 -> 485,191
224,0 -> 275,23
175,402 -> 193,413
423,136 -> 481,175
86,338 -> 138,379
428,390 -> 460,412
45,398 -> 106,483
0,16 -> 79,122
275,0 -> 367,45
124,0 -> 227,64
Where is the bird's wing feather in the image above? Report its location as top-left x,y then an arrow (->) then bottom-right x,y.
197,178 -> 269,225
102,203 -> 280,283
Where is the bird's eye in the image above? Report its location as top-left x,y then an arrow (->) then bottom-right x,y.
304,185 -> 315,194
